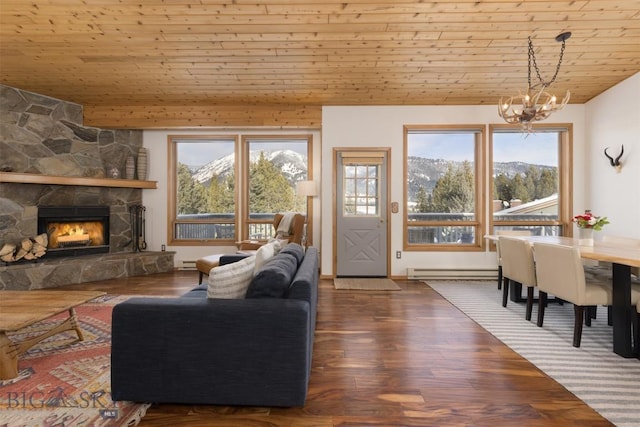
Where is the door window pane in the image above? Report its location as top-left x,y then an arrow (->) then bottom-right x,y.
343,163 -> 380,216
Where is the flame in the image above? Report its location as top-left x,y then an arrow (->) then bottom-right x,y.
49,221 -> 105,248
60,224 -> 87,236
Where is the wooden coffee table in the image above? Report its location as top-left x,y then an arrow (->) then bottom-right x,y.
0,290 -> 105,380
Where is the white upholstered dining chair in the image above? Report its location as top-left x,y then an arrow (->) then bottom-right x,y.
533,242 -> 613,347
499,236 -> 537,321
495,230 -> 532,290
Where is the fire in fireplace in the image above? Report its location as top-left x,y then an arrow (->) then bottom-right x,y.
37,206 -> 110,257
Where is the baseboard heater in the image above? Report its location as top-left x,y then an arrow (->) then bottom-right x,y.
179,260 -> 197,271
407,267 -> 498,280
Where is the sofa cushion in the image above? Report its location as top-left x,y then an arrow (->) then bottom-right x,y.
254,241 -> 278,275
182,284 -> 208,298
279,243 -> 305,266
246,253 -> 297,298
207,255 -> 256,299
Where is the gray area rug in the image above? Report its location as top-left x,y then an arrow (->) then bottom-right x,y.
333,278 -> 400,290
426,280 -> 640,427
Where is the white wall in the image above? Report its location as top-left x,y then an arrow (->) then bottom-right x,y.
141,129 -> 322,267
140,77 -> 639,275
585,72 -> 640,239
321,104 -> 586,277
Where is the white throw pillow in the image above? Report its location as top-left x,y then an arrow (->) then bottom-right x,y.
207,255 -> 256,299
276,238 -> 289,249
254,241 -> 278,275
266,238 -> 284,253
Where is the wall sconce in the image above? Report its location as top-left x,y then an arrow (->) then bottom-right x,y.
604,145 -> 624,173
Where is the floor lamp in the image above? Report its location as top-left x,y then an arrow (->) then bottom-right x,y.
296,180 -> 317,246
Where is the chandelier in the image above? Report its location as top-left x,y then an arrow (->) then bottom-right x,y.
498,32 -> 571,132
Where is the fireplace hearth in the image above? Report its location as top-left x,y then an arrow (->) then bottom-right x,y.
38,206 -> 110,258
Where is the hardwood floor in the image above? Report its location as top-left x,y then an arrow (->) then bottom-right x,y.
62,272 -> 613,426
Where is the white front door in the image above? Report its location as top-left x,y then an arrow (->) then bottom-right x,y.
336,150 -> 388,277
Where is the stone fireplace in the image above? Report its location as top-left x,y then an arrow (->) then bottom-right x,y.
0,84 -> 174,290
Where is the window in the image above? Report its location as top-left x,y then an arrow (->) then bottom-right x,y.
490,124 -> 572,236
242,135 -> 312,241
404,124 -> 572,251
168,136 -> 238,245
169,134 -> 313,246
404,125 -> 485,250
341,152 -> 383,216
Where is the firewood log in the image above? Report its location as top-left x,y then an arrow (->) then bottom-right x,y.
30,240 -> 47,258
13,247 -> 27,261
0,243 -> 15,257
1,250 -> 16,262
34,233 -> 48,246
23,252 -> 36,260
32,242 -> 46,253
21,238 -> 33,252
33,249 -> 47,258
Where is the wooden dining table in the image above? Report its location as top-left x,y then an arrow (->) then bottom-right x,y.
486,235 -> 640,358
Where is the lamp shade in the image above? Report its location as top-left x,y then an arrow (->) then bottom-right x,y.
296,180 -> 317,197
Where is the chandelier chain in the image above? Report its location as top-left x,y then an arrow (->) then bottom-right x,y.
527,36 -> 566,89
498,32 -> 571,132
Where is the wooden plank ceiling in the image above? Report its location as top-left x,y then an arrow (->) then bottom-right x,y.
1,1 -> 639,128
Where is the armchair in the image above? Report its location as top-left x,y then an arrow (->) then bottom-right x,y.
238,213 -> 306,251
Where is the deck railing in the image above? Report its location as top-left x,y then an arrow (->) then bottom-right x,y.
175,212 -> 560,241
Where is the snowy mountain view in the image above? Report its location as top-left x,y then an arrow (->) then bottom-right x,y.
186,151 -> 555,199
407,156 -> 556,200
189,149 -> 308,187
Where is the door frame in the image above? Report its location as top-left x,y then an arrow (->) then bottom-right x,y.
332,147 -> 392,278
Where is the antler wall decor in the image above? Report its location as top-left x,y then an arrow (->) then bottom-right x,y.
604,145 -> 624,173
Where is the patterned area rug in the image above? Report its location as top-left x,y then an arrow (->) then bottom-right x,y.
426,280 -> 640,427
0,294 -> 149,427
334,278 -> 400,290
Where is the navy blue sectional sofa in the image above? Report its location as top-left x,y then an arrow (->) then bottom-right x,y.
111,246 -> 319,407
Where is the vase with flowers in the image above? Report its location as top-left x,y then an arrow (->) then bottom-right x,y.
572,210 -> 609,246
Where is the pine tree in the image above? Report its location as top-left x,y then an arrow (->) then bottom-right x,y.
220,173 -> 236,212
523,166 -> 538,202
537,168 -> 558,199
415,187 -> 430,213
510,174 -> 529,202
431,161 -> 474,213
494,173 -> 512,203
207,172 -> 235,213
177,163 -> 206,214
249,152 -> 295,213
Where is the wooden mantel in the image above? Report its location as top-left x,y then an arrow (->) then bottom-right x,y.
0,172 -> 157,189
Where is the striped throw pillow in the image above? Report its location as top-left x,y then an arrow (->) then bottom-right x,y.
207,255 -> 256,299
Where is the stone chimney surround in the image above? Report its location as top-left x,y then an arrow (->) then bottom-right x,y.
0,84 -> 173,290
